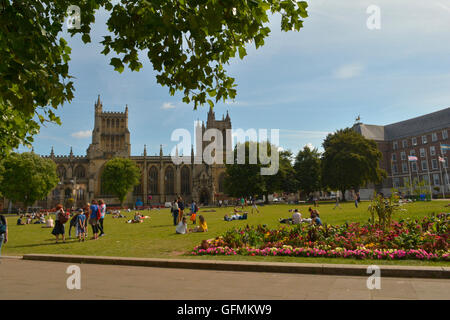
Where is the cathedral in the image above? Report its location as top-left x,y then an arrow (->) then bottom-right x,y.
35,96 -> 232,209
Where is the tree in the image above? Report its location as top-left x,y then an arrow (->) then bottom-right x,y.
224,141 -> 265,198
0,0 -> 309,155
224,141 -> 294,201
101,157 -> 141,206
263,149 -> 297,202
321,128 -> 386,201
0,152 -> 59,209
294,145 -> 321,197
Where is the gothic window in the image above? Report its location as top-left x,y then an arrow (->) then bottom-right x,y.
165,166 -> 174,194
57,165 -> 66,180
148,166 -> 158,195
181,166 -> 190,194
64,188 -> 72,199
74,165 -> 86,179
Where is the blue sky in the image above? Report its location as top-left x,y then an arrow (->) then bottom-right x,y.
20,0 -> 450,157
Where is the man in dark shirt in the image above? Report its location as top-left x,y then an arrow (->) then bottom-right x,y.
0,214 -> 8,257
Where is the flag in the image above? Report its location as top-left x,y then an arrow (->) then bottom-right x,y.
408,155 -> 418,161
441,144 -> 450,150
439,156 -> 445,163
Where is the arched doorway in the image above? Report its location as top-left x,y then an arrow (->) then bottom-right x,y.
199,189 -> 209,205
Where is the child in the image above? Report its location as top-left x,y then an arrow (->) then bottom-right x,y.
77,209 -> 87,241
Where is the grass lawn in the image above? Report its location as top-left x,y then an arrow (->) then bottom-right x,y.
3,201 -> 450,266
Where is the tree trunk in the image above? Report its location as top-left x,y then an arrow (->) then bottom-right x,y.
340,189 -> 346,202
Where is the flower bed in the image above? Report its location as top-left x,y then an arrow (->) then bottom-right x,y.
191,214 -> 450,261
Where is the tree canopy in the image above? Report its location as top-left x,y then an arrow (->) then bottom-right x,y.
321,128 -> 386,200
0,152 -> 59,208
0,0 -> 308,156
224,141 -> 295,200
101,157 -> 141,206
294,145 -> 321,196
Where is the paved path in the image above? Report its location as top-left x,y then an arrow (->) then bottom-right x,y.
1,257 -> 449,300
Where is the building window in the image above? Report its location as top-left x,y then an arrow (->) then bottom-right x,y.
433,174 -> 440,186
402,162 -> 408,173
181,166 -> 190,194
393,177 -> 400,188
148,166 -> 158,195
420,148 -> 426,158
430,146 -> 436,156
421,160 -> 428,171
411,162 -> 417,172
164,166 -> 175,194
432,159 -> 438,170
402,140 -> 408,148
445,157 -> 449,168
400,151 -> 406,160
392,163 -> 398,174
391,153 -> 397,161
410,149 -> 416,156
422,135 -> 427,144
412,137 -> 417,146
443,130 -> 448,140
57,165 -> 66,180
432,133 -> 438,142
393,141 -> 398,150
74,165 -> 86,179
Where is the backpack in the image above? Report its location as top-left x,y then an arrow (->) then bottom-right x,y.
58,210 -> 69,224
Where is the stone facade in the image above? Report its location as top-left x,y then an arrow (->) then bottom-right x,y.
6,96 -> 232,209
353,107 -> 450,199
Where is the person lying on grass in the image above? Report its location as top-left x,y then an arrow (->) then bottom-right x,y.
190,215 -> 208,232
224,213 -> 248,221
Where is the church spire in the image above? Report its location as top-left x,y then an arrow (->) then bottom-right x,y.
143,144 -> 147,157
160,144 -> 163,157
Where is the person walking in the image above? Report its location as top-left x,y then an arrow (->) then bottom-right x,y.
333,195 -> 342,210
177,196 -> 185,224
89,200 -> 100,240
68,210 -> 80,239
251,198 -> 259,214
190,201 -> 198,224
0,214 -> 8,258
51,204 -> 68,243
98,199 -> 106,237
171,200 -> 179,226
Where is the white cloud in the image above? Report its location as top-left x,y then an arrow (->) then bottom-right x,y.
305,143 -> 315,150
161,102 -> 176,110
71,130 -> 92,139
333,63 -> 365,79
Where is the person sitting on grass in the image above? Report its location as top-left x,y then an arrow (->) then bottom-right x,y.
311,213 -> 323,226
17,215 -> 26,225
127,212 -> 144,224
190,215 -> 208,232
308,207 -> 320,219
176,217 -> 188,234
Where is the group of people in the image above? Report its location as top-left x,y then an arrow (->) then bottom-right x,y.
17,212 -> 47,225
171,197 -> 207,234
279,207 -> 323,226
51,199 -> 107,243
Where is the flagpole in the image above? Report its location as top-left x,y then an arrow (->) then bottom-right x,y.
425,150 -> 432,198
408,159 -> 413,196
438,155 -> 445,199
